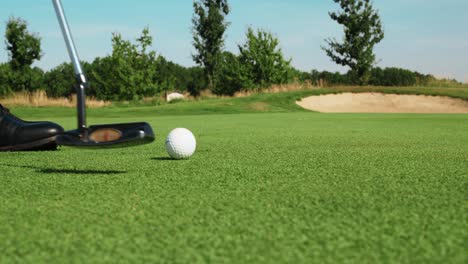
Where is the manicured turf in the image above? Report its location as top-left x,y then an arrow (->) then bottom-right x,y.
1,98 -> 467,262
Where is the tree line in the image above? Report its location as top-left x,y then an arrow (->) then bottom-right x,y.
0,0 -> 461,100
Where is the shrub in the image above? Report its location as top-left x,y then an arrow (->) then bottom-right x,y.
214,51 -> 252,95
302,67 -> 445,87
43,61 -> 96,98
43,63 -> 74,98
0,63 -> 13,97
238,28 -> 294,89
304,70 -> 352,86
7,66 -> 44,92
155,56 -> 195,95
89,29 -> 160,101
186,67 -> 207,97
0,63 -> 45,94
370,67 -> 417,86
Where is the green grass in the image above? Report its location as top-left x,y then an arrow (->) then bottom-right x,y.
1,92 -> 467,263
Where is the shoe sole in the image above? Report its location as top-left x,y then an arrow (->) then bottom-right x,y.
0,136 -> 59,152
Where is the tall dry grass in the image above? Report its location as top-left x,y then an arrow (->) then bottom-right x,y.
1,90 -> 110,108
192,82 -> 317,99
233,82 -> 316,98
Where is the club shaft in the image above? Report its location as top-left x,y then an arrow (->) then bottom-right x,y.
76,83 -> 87,131
52,0 -> 87,130
52,0 -> 84,79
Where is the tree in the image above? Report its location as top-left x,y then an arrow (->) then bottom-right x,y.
192,0 -> 230,90
0,63 -> 13,96
3,17 -> 44,92
186,67 -> 207,97
90,28 -> 160,100
323,0 -> 384,84
215,51 -> 252,95
238,28 -> 294,88
5,17 -> 42,70
44,62 -> 92,98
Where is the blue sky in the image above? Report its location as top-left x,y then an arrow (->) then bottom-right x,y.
1,0 -> 467,82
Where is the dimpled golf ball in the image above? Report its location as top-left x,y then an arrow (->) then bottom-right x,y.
165,128 -> 197,159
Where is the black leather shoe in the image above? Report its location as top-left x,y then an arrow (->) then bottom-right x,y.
0,105 -> 64,151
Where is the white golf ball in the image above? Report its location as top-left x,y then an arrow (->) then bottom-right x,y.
165,128 -> 197,159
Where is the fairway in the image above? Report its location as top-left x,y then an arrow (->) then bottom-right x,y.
1,108 -> 467,263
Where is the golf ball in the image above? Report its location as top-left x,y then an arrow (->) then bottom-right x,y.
165,128 -> 197,159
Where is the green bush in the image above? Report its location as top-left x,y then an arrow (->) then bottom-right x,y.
6,66 -> 44,92
185,67 -> 207,96
304,70 -> 352,86
40,47 -> 206,100
0,63 -> 45,95
43,63 -> 75,98
238,28 -> 294,89
155,56 -> 201,95
370,67 -> 417,86
43,62 -> 91,98
89,29 -> 160,101
214,52 -> 252,95
302,68 -> 446,87
0,63 -> 13,97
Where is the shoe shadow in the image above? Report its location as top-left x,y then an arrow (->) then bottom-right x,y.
0,163 -> 126,175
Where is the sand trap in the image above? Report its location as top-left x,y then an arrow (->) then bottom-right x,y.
297,93 -> 468,113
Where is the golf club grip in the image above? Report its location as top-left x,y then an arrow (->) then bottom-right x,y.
52,0 -> 86,82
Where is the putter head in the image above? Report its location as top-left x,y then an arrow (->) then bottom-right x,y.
57,122 -> 155,148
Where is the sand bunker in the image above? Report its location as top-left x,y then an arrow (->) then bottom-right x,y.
297,93 -> 468,113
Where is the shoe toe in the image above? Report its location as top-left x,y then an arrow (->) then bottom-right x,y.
43,122 -> 65,137
16,122 -> 65,144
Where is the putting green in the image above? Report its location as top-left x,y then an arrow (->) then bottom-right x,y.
1,108 -> 466,263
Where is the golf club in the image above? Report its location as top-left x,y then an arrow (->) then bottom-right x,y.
52,0 -> 155,148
